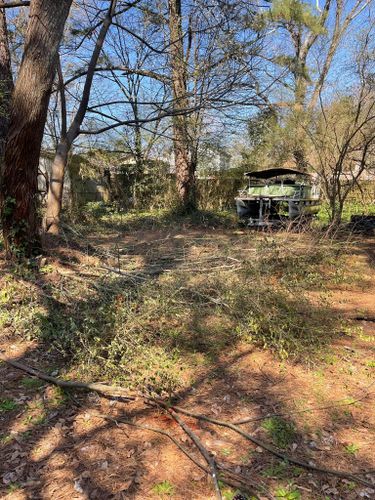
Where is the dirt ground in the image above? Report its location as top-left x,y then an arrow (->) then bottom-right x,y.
0,226 -> 374,499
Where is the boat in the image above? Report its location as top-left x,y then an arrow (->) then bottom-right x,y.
235,168 -> 321,227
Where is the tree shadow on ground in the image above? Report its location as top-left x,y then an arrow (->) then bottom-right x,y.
1,340 -> 374,499
0,228 -> 374,498
69,207 -> 236,236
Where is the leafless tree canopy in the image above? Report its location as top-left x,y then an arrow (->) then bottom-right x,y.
0,0 -> 374,252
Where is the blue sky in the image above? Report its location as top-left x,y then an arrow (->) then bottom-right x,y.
5,0 -> 374,154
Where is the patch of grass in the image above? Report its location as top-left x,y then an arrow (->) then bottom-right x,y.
26,399 -> 44,410
32,414 -> 47,425
23,412 -> 47,426
239,449 -> 254,463
321,352 -> 338,365
0,398 -> 18,412
342,396 -> 360,408
21,430 -> 32,440
330,407 -> 353,424
45,387 -> 68,407
317,200 -> 375,224
358,331 -> 375,342
261,461 -> 302,480
262,461 -> 289,479
0,288 -> 10,304
0,274 -> 48,340
152,480 -> 174,497
40,264 -> 55,274
343,481 -> 357,491
221,447 -> 232,457
223,490 -> 249,500
344,443 -> 359,455
313,368 -> 325,380
20,377 -> 45,389
75,205 -> 236,234
7,483 -> 22,493
0,434 -> 13,445
274,485 -> 301,499
218,482 -> 251,500
262,417 -> 296,449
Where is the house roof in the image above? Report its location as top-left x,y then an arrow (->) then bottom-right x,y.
244,168 -> 310,179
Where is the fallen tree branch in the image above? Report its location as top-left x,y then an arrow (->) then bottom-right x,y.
0,356 -> 135,401
169,405 -> 373,488
354,315 -> 375,322
2,358 -> 372,489
166,409 -> 223,500
101,264 -> 162,279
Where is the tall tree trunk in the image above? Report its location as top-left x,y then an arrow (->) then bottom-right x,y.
43,55 -> 68,234
0,0 -> 72,257
292,49 -> 309,172
133,119 -> 143,207
168,0 -> 195,212
0,7 -> 13,161
44,0 -> 118,234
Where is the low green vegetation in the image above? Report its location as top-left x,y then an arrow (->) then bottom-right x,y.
0,399 -> 18,413
317,199 -> 375,225
22,413 -> 47,426
152,480 -> 175,497
0,434 -> 13,445
72,203 -> 236,233
274,485 -> 301,500
7,483 -> 22,493
20,377 -> 45,389
222,489 -> 249,500
344,443 -> 360,455
0,211 -> 352,395
261,417 -> 296,449
218,481 -> 253,500
261,461 -> 303,479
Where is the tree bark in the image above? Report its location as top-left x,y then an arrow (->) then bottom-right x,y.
0,0 -> 73,256
168,0 -> 195,212
44,0 -> 118,234
0,7 -> 13,161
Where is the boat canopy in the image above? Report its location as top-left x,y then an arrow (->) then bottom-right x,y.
244,168 -> 310,179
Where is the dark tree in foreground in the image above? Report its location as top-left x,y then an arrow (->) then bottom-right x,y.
168,0 -> 194,212
0,7 -> 13,160
0,0 -> 73,256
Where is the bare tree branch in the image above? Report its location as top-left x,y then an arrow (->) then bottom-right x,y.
0,1 -> 30,8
